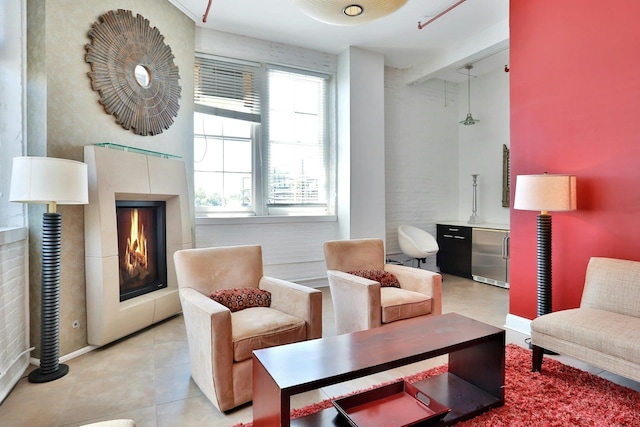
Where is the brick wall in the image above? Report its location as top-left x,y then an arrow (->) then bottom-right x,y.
0,227 -> 29,404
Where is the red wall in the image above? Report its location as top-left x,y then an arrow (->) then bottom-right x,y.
510,0 -> 640,319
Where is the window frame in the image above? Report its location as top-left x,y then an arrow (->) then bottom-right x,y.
194,54 -> 336,219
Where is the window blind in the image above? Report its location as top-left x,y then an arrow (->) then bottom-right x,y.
194,56 -> 261,122
264,68 -> 329,206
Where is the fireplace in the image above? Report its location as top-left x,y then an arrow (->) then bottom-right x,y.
116,201 -> 167,302
84,145 -> 191,346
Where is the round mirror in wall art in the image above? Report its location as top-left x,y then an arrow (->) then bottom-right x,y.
85,9 -> 181,136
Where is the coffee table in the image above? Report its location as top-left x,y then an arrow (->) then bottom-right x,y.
253,312 -> 505,426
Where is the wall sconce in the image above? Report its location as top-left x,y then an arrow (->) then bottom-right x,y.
514,173 -> 577,318
10,157 -> 88,383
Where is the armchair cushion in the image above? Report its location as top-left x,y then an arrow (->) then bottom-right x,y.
231,307 -> 306,362
347,269 -> 401,288
380,287 -> 433,323
210,287 -> 271,312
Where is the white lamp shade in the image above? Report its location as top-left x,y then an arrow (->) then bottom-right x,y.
514,174 -> 577,212
9,156 -> 89,205
293,0 -> 407,25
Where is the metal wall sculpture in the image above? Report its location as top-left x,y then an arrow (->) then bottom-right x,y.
85,9 -> 181,136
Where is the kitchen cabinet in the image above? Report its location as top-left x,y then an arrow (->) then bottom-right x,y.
436,224 -> 472,278
437,222 -> 510,287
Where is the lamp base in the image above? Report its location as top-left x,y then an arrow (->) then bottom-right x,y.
468,215 -> 481,224
28,363 -> 69,383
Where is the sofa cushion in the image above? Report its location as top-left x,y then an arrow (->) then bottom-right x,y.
348,269 -> 401,288
231,307 -> 307,362
380,287 -> 432,323
531,307 -> 640,365
210,287 -> 271,312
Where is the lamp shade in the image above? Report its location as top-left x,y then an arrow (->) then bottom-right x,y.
9,156 -> 88,205
293,0 -> 407,25
514,174 -> 576,212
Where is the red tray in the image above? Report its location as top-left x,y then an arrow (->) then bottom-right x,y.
331,380 -> 450,427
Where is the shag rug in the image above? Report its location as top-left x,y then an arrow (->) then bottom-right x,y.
234,344 -> 640,426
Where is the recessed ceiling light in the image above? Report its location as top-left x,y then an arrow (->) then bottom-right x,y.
343,5 -> 363,17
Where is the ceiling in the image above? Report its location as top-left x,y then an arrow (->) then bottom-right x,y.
169,0 -> 509,83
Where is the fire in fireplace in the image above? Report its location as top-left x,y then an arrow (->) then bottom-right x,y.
116,200 -> 167,302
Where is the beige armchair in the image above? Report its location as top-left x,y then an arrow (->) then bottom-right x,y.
174,245 -> 322,412
323,238 -> 442,335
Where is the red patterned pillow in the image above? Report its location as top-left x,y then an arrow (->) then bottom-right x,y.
347,269 -> 401,288
209,287 -> 272,312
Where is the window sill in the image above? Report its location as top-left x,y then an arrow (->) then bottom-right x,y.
195,214 -> 337,225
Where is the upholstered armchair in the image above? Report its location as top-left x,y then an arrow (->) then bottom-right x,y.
323,238 -> 442,335
174,245 -> 322,412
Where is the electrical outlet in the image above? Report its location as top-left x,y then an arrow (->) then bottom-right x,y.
72,320 -> 80,329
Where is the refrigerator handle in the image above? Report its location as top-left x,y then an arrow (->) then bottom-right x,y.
502,235 -> 510,259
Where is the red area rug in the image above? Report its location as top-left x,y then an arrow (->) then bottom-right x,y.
234,344 -> 640,426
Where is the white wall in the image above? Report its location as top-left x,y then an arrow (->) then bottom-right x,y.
457,68 -> 510,225
0,0 -> 30,404
0,0 -> 26,228
384,69 -> 460,268
339,47 -> 386,241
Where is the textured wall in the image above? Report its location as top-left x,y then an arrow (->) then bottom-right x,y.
27,0 -> 194,357
510,0 -> 640,318
0,228 -> 29,404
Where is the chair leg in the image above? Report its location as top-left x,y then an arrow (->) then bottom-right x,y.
532,345 -> 544,372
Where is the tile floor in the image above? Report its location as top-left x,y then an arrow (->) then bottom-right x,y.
1,274 -> 638,426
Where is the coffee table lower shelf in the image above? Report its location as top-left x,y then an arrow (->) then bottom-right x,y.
290,372 -> 503,426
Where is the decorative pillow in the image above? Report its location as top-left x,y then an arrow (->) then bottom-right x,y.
347,269 -> 401,288
209,287 -> 272,312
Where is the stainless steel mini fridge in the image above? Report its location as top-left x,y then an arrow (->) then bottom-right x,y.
471,228 -> 509,288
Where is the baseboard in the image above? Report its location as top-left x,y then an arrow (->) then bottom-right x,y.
29,344 -> 99,366
505,313 -> 532,336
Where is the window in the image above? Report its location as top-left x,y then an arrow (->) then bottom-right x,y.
194,55 -> 333,217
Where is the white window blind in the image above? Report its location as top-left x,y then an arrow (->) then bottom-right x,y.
194,56 -> 261,122
265,68 -> 329,207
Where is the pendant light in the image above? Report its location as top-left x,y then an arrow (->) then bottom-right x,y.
292,0 -> 407,26
460,64 -> 479,125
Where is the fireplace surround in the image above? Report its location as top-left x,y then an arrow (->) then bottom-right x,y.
84,145 -> 192,346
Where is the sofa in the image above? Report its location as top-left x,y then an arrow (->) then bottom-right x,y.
531,257 -> 640,383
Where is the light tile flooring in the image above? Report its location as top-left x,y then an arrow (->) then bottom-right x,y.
1,275 -> 638,426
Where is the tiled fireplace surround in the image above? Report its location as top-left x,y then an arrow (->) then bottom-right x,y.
84,145 -> 192,346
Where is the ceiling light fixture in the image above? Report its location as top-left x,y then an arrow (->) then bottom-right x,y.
343,5 -> 364,17
293,0 -> 407,26
460,64 -> 479,125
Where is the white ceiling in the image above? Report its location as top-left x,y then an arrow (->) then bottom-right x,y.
169,0 -> 509,83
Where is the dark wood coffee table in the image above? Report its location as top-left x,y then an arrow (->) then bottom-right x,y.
253,312 -> 505,426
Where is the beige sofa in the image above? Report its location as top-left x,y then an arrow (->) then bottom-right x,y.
531,257 -> 640,383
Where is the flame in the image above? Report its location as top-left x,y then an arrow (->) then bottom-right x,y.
124,209 -> 148,277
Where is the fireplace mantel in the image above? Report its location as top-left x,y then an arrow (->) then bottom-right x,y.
84,145 -> 192,346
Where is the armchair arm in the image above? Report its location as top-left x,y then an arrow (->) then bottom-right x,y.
384,264 -> 442,315
326,270 -> 382,334
259,277 -> 323,339
178,288 -> 235,411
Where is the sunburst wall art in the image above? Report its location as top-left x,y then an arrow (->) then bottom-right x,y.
85,9 -> 181,136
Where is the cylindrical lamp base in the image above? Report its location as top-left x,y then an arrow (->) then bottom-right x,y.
536,213 -> 552,317
29,212 -> 68,383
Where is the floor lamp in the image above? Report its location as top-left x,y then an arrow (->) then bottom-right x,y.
514,173 -> 576,318
9,156 -> 88,383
